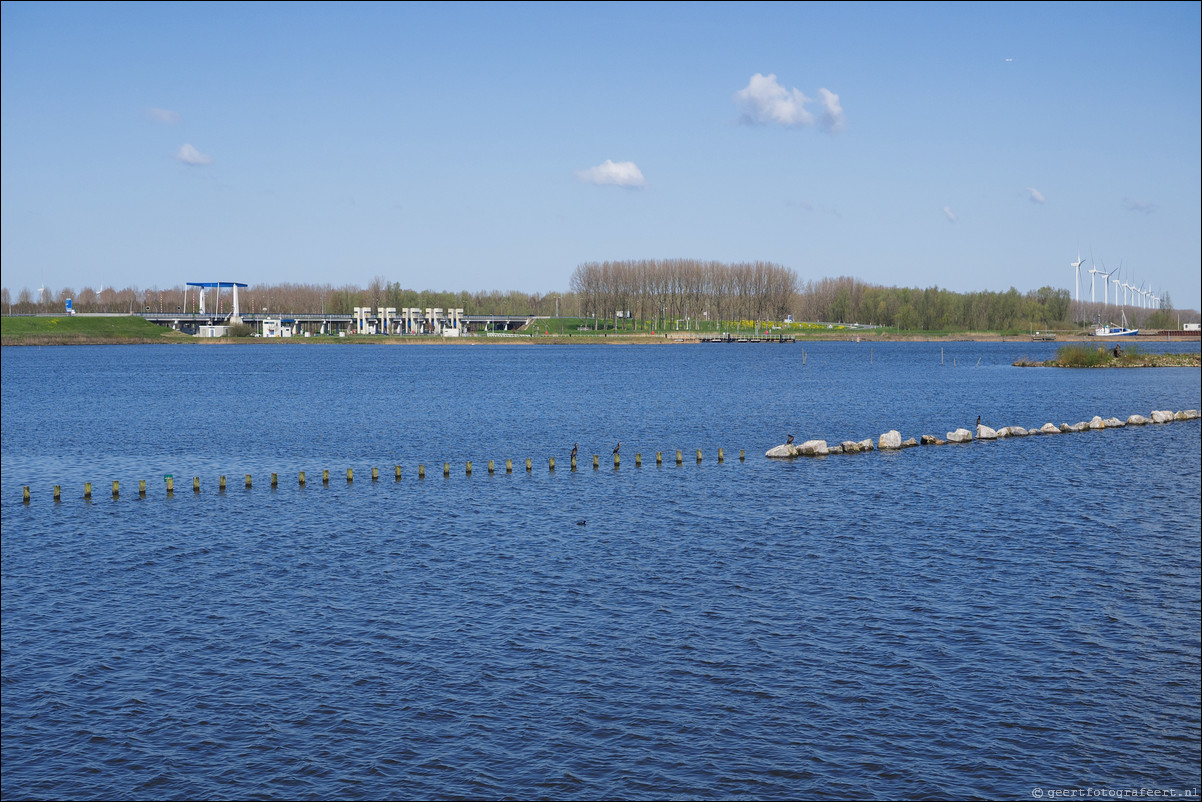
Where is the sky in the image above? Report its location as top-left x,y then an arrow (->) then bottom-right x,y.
2,1 -> 1200,310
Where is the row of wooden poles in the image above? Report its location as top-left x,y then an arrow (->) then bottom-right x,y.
20,449 -> 746,502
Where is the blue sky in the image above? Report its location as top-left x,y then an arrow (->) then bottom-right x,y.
3,1 -> 1199,309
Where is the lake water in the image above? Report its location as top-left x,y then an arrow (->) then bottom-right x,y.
2,341 -> 1200,800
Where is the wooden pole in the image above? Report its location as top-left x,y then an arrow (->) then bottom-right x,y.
696,448 -> 702,463
444,462 -> 450,477
718,448 -> 724,463
165,477 -> 173,495
371,467 -> 378,481
139,479 -> 147,496
636,452 -> 642,466
54,485 -> 61,502
112,480 -> 119,498
395,465 -> 402,480
488,460 -> 495,474
219,475 -> 226,491
549,457 -> 555,471
525,458 -> 532,472
740,449 -> 745,461
419,464 -> 425,479
614,453 -> 620,468
676,450 -> 683,465
84,482 -> 92,499
23,486 -> 30,503
245,474 -> 252,488
657,451 -> 662,465
506,458 -> 513,473
346,468 -> 353,483
271,473 -> 278,487
323,469 -> 330,484
194,476 -> 200,493
466,461 -> 472,476
299,471 -> 306,485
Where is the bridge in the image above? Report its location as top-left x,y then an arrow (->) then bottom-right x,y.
138,310 -> 537,337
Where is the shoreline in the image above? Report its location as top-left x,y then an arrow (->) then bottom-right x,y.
4,332 -> 1201,346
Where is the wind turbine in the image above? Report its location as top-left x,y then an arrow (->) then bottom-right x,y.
1071,252 -> 1085,304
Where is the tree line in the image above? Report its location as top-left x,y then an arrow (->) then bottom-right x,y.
1,264 -> 1190,331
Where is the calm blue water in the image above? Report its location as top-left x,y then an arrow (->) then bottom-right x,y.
3,342 -> 1200,801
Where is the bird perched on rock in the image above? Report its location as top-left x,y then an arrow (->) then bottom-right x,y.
612,442 -> 620,455
787,434 -> 794,444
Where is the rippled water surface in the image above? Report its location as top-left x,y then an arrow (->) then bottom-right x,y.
3,342 -> 1200,800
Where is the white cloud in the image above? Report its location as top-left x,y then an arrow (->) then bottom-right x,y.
818,88 -> 845,133
735,73 -> 813,127
1026,187 -> 1046,204
1122,197 -> 1157,214
943,206 -> 957,224
575,159 -> 645,188
147,107 -> 180,124
176,144 -> 212,166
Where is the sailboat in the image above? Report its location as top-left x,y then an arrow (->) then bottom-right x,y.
1093,311 -> 1138,337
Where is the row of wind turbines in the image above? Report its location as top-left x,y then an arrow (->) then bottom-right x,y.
1071,252 -> 1163,311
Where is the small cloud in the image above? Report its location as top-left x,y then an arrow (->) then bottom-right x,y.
176,144 -> 212,166
1026,187 -> 1046,204
735,73 -> 814,127
818,88 -> 845,133
575,159 -> 645,188
1122,197 -> 1157,214
943,206 -> 957,224
147,107 -> 180,124
735,74 -> 845,133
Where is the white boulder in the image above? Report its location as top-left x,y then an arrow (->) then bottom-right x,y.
946,428 -> 973,443
878,430 -> 903,450
798,439 -> 830,456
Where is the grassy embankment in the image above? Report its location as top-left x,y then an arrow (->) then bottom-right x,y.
4,314 -> 1195,347
1,315 -> 192,345
1014,344 -> 1201,368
